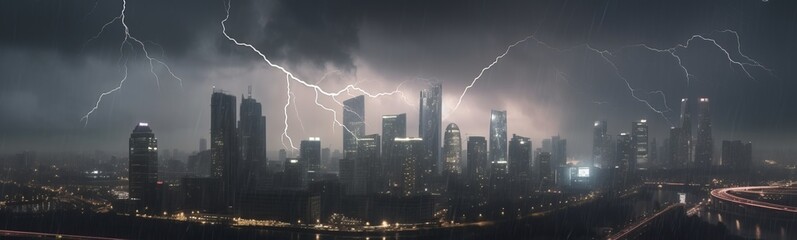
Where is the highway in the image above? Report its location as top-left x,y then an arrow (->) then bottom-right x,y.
710,186 -> 797,214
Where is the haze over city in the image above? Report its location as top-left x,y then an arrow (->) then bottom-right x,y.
0,0 -> 796,239
1,0 -> 795,164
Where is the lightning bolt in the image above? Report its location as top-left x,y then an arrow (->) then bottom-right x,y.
446,30 -> 771,126
315,70 -> 342,85
585,46 -> 675,125
82,64 -> 129,127
289,92 -> 307,133
647,90 -> 672,112
281,74 -> 297,150
221,0 -> 407,148
445,36 -> 533,120
624,30 -> 771,83
81,0 -> 183,126
716,29 -> 773,75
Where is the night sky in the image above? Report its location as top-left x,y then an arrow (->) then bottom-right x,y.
0,0 -> 795,163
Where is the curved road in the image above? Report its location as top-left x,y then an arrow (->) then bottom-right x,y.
710,186 -> 797,214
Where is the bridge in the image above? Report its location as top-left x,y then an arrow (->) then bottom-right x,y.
606,203 -> 686,240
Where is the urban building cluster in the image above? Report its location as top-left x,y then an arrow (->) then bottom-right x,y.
124,85 -> 754,226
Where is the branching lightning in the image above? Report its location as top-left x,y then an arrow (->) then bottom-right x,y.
80,0 -> 773,147
222,0 -> 408,149
81,0 -> 183,126
446,30 -> 772,126
585,45 -> 675,125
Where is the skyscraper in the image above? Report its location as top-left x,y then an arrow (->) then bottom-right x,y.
357,134 -> 381,194
551,136 -> 567,169
649,138 -> 658,167
694,98 -> 713,169
721,140 -> 752,171
343,95 -> 365,159
489,110 -> 508,176
284,158 -> 307,189
129,123 -> 158,210
443,123 -> 462,174
670,98 -> 692,168
210,90 -> 239,207
339,158 -> 357,194
616,133 -> 633,176
240,91 -> 266,192
300,137 -> 322,182
382,114 -> 407,177
541,139 -> 552,153
669,127 -> 685,168
321,148 -> 331,170
536,152 -> 552,189
592,120 -> 609,168
632,119 -> 648,169
199,138 -> 207,152
466,136 -> 488,193
419,83 -> 442,175
508,134 -> 531,182
394,137 -> 425,196
278,149 -> 287,163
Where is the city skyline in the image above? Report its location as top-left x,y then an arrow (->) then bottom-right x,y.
0,1 -> 794,166
1,1 -> 796,239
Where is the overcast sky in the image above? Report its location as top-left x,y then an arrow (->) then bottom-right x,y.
0,0 -> 795,162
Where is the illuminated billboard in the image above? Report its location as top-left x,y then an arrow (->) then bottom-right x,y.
577,167 -> 590,177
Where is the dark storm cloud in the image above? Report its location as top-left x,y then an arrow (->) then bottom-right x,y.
0,0 -> 795,162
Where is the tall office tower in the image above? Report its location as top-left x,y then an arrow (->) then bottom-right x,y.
418,83 -> 443,175
200,138 -> 207,152
616,133 -> 633,174
541,139 -> 552,153
632,119 -> 649,169
669,127 -> 685,168
419,83 -> 442,175
278,149 -> 287,163
321,148 -> 330,170
300,137 -> 322,183
675,98 -> 693,167
536,152 -> 552,189
467,136 -> 489,193
357,134 -> 381,194
343,95 -> 365,159
394,137 -> 425,196
382,114 -> 407,183
240,91 -> 267,192
592,120 -> 609,168
489,110 -> 508,176
417,84 -> 442,192
551,136 -> 567,168
331,150 -> 342,172
508,134 -> 532,182
443,123 -> 462,174
694,98 -> 713,169
284,158 -> 307,189
339,158 -> 356,194
649,138 -> 658,167
721,140 -> 752,171
660,138 -> 670,167
129,123 -> 158,210
211,90 -> 239,207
